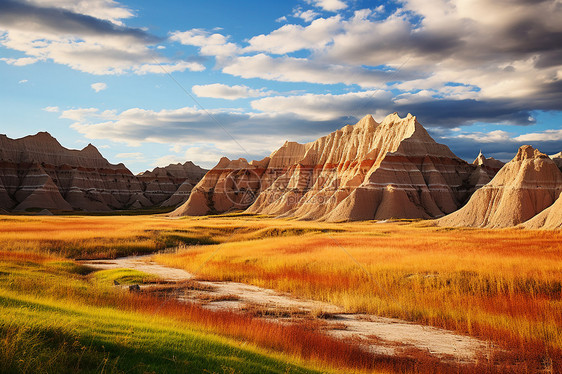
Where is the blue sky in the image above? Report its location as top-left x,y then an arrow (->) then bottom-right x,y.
1,0 -> 561,172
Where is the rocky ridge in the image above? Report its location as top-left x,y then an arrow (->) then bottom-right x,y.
173,113 -> 489,221
0,132 -> 206,212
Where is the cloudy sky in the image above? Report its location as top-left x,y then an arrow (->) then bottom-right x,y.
1,0 -> 561,172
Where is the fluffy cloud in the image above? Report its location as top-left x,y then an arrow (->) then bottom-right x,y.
0,0 -> 202,75
173,0 -> 562,126
245,16 -> 342,54
0,57 -> 38,66
293,8 -> 319,23
305,0 -> 347,12
90,82 -> 107,92
43,106 -> 60,112
514,129 -> 562,142
454,130 -> 512,143
170,29 -> 239,57
252,90 -> 392,121
222,53 -> 414,88
192,83 -> 272,100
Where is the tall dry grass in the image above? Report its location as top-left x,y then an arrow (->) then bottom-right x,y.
154,222 -> 562,372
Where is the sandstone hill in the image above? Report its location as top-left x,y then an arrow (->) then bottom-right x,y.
173,113 -> 490,221
439,145 -> 562,228
170,142 -> 307,216
0,132 -> 205,212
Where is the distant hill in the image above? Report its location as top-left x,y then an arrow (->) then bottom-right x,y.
0,132 -> 206,212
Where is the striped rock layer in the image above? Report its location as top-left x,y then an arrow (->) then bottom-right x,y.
0,132 -> 206,212
173,113 -> 487,221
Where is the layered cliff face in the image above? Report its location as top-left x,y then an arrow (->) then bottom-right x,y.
439,145 -> 562,228
173,113 -> 487,220
170,141 -> 308,216
0,133 -> 205,212
138,162 -> 207,207
250,113 -> 477,221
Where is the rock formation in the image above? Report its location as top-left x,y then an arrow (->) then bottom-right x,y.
0,132 -> 206,212
173,113 -> 488,220
468,151 -> 505,190
138,162 -> 207,207
439,145 -> 562,228
170,141 -> 307,216
550,152 -> 562,170
522,193 -> 562,229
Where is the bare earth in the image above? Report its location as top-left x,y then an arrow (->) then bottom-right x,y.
81,255 -> 489,364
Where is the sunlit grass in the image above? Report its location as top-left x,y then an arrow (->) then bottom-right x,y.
154,221 -> 562,370
1,214 -> 561,372
0,253 -> 390,373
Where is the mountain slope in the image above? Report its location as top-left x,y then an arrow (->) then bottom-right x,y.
439,145 -> 562,228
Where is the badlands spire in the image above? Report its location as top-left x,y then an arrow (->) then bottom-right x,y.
173,113 -> 485,220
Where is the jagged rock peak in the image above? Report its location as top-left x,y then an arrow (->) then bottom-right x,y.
514,145 -> 548,161
174,112 -> 485,221
472,151 -> 505,170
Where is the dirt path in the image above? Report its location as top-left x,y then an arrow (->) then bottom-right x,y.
81,255 -> 489,364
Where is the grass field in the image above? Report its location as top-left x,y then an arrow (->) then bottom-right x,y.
0,251 -> 386,373
0,213 -> 560,373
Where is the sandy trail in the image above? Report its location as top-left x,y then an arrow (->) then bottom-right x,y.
81,255 -> 488,364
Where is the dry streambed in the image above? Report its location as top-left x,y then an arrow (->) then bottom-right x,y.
81,255 -> 490,364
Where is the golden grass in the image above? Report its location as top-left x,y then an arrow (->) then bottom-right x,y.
153,220 -> 562,372
1,213 -> 561,372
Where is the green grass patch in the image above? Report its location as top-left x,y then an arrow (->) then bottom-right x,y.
0,258 -> 327,374
92,269 -> 160,286
0,290 -> 320,374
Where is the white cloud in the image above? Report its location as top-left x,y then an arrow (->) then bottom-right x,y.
514,130 -> 562,143
18,79 -> 28,84
0,0 -> 196,75
192,83 -> 271,100
170,29 -> 239,57
276,16 -> 288,23
222,53 -> 399,88
293,9 -> 319,23
246,16 -> 342,55
306,0 -> 347,12
0,57 -> 38,66
451,129 -> 562,144
43,106 -> 60,112
454,130 -> 511,143
24,0 -> 134,25
251,90 -> 392,121
64,105 -> 344,153
133,61 -> 205,74
91,82 -> 107,92
60,107 -> 116,121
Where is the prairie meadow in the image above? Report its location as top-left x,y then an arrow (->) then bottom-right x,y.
0,213 -> 560,372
